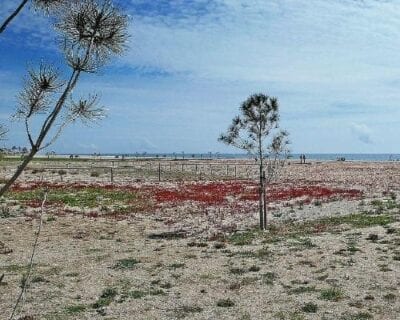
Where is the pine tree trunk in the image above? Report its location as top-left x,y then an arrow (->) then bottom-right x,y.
263,170 -> 267,230
259,163 -> 264,230
0,0 -> 29,34
0,149 -> 36,197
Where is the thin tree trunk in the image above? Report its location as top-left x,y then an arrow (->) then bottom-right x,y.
0,149 -> 36,197
259,162 -> 264,230
0,0 -> 29,34
263,170 -> 267,230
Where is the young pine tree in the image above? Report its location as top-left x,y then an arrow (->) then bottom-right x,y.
219,93 -> 290,230
0,0 -> 128,196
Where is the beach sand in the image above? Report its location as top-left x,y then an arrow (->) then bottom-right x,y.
1,159 -> 399,319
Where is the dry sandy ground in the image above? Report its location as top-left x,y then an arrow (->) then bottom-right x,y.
1,160 -> 400,319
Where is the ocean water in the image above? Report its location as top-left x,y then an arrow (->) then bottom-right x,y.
83,153 -> 400,162
291,154 -> 400,162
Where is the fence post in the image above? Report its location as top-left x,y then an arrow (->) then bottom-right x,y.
158,162 -> 161,182
110,167 -> 114,183
226,164 -> 229,176
234,165 -> 237,179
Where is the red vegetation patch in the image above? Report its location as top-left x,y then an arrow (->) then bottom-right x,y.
11,181 -> 362,209
268,185 -> 362,202
150,183 -> 362,205
149,182 -> 253,205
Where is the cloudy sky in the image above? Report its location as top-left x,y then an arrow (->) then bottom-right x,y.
1,0 -> 400,154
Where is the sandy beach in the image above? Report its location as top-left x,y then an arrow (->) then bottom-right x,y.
1,158 -> 400,319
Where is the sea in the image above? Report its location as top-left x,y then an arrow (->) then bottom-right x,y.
70,153 -> 400,162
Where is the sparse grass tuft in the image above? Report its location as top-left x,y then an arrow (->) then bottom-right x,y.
248,265 -> 260,272
92,287 -> 117,309
168,263 -> 185,269
65,304 -> 86,315
174,305 -> 203,318
302,302 -> 318,313
230,267 -> 246,275
320,287 -> 344,301
129,290 -> 146,299
289,286 -> 317,294
261,272 -> 276,285
113,258 -> 139,270
383,293 -> 396,301
340,312 -> 373,320
229,231 -> 257,246
216,298 -> 235,307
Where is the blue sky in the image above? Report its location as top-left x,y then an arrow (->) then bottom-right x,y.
1,0 -> 400,154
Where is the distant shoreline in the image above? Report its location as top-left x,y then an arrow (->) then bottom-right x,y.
3,153 -> 399,163
51,153 -> 400,162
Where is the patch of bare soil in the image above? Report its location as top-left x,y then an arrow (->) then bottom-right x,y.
1,160 -> 400,319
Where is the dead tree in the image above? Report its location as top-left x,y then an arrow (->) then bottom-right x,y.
219,93 -> 290,230
0,0 -> 128,197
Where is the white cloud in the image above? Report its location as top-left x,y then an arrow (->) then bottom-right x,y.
123,0 -> 400,85
0,2 -> 57,49
350,123 -> 374,144
3,0 -> 400,153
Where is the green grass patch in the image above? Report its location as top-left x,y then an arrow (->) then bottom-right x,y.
216,298 -> 235,307
261,272 -> 276,285
0,264 -> 30,273
319,287 -> 344,301
228,230 -> 258,246
149,289 -> 166,296
129,290 -> 147,299
10,187 -> 145,209
341,312 -> 373,320
65,304 -> 87,315
264,213 -> 395,243
168,263 -> 185,269
92,287 -> 117,309
113,258 -> 140,270
302,302 -> 318,313
174,305 -> 203,318
230,267 -> 246,275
